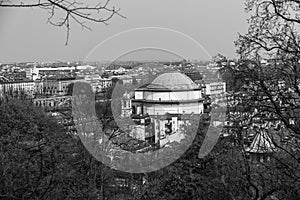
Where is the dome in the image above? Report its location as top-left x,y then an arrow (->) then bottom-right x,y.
147,72 -> 199,90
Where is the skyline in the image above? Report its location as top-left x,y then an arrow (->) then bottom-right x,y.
0,0 -> 248,63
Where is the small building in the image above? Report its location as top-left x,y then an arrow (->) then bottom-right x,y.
204,81 -> 226,96
246,130 -> 276,163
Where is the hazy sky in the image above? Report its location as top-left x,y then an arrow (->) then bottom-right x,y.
0,0 -> 248,63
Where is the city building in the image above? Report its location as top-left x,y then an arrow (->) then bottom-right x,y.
33,95 -> 71,108
35,77 -> 84,96
121,71 -> 204,148
84,75 -> 113,93
25,66 -> 76,80
204,81 -> 226,96
0,80 -> 35,97
99,77 -> 113,91
132,72 -> 204,116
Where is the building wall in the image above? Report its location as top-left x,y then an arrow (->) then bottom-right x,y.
137,90 -> 202,101
143,102 -> 203,115
38,78 -> 84,96
135,91 -> 144,99
205,82 -> 226,95
129,125 -> 146,140
99,78 -> 112,91
153,118 -> 186,147
33,96 -> 71,107
121,98 -> 132,117
0,81 -> 35,96
42,80 -> 59,95
84,76 -> 112,92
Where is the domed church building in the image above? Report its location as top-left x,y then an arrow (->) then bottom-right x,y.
132,71 -> 204,116
121,71 -> 204,148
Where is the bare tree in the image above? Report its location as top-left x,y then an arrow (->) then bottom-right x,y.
0,0 -> 125,44
218,1 -> 300,197
236,0 -> 300,60
221,59 -> 300,199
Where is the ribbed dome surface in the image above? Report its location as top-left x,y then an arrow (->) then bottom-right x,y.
147,72 -> 198,90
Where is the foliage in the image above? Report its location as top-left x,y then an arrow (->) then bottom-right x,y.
0,96 -> 122,199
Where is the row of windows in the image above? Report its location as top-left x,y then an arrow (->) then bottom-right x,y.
43,90 -> 68,94
211,85 -> 224,90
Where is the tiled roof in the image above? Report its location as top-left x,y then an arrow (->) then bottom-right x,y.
246,130 -> 276,153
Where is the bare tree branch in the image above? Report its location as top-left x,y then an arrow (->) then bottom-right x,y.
0,0 -> 126,44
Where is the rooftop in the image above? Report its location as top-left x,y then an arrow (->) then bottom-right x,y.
246,131 -> 276,154
142,71 -> 199,91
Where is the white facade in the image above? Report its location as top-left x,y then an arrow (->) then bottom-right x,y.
133,72 -> 204,116
121,92 -> 132,117
33,96 -> 71,107
26,66 -> 76,80
135,90 -> 202,101
0,81 -> 35,96
143,102 -> 204,115
205,81 -> 226,95
133,89 -> 204,115
129,72 -> 204,147
86,77 -> 112,92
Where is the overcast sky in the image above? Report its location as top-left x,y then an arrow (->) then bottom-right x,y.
0,0 -> 248,63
